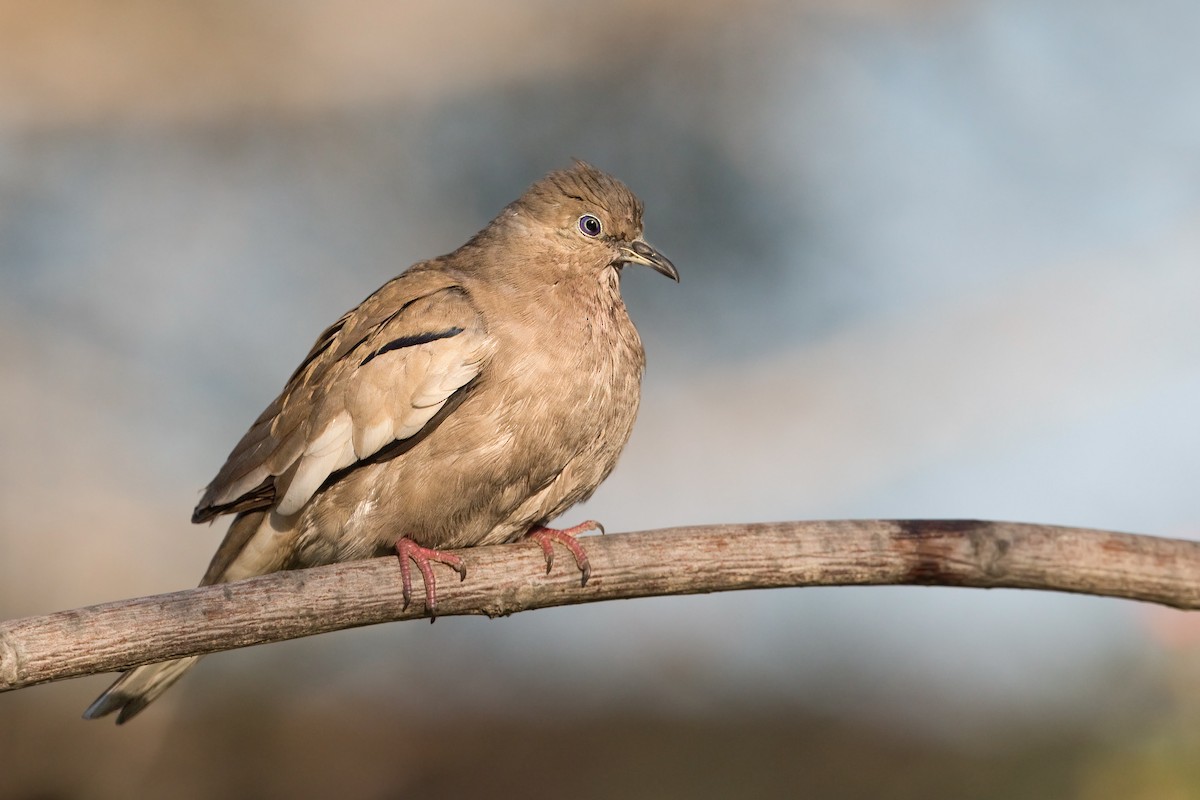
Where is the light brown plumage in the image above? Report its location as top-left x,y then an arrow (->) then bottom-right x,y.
84,161 -> 678,723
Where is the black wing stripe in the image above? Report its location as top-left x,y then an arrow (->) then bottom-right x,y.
360,327 -> 465,367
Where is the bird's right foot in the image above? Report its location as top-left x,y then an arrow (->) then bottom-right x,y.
394,537 -> 466,621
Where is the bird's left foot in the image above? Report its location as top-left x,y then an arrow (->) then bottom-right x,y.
526,520 -> 603,587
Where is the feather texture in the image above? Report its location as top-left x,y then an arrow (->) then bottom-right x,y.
195,283 -> 492,519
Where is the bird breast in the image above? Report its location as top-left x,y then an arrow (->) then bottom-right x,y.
482,278 -> 647,521
484,267 -> 645,405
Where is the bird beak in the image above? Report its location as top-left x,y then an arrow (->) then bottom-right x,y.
617,239 -> 680,282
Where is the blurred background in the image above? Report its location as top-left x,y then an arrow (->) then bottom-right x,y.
3,0 -> 1200,797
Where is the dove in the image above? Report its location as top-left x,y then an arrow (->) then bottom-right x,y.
84,161 -> 678,723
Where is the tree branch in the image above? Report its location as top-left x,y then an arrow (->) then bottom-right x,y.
4,520 -> 1199,693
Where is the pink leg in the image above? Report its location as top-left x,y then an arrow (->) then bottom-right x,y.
394,537 -> 466,621
526,520 -> 604,587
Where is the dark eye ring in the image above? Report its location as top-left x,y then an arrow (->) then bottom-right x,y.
578,214 -> 603,237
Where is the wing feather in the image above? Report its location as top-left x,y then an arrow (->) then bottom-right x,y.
194,272 -> 493,523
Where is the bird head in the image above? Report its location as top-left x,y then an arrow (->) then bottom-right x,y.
501,161 -> 680,284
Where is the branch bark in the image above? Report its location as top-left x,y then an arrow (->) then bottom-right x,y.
4,519 -> 1199,693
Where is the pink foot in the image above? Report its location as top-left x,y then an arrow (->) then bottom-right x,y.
394,537 -> 466,621
526,520 -> 603,587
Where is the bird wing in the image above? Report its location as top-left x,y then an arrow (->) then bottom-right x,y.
193,270 -> 494,522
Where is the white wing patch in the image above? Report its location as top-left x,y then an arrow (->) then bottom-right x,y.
273,329 -> 490,516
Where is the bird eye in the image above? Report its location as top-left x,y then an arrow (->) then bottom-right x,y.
578,214 -> 603,237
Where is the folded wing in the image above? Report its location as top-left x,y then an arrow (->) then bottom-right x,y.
193,275 -> 493,522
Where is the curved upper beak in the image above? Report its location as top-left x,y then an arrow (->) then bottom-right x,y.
617,238 -> 680,282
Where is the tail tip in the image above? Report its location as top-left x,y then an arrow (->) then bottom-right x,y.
82,690 -> 147,724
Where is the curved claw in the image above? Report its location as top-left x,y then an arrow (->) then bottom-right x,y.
526,520 -> 601,587
395,537 -> 466,622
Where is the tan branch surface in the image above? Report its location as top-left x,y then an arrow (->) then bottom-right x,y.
4,520 -> 1200,693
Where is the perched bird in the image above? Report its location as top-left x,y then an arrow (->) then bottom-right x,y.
83,161 -> 678,723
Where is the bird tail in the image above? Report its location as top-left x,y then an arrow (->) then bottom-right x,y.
82,656 -> 203,724
83,510 -> 287,724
